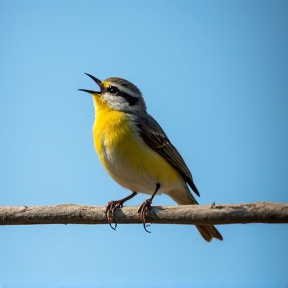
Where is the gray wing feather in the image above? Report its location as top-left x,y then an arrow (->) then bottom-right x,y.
136,113 -> 200,197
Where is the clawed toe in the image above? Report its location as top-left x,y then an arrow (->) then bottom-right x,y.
104,192 -> 138,231
138,199 -> 152,233
105,200 -> 123,231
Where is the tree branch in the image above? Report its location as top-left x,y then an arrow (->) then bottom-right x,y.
1,202 -> 287,226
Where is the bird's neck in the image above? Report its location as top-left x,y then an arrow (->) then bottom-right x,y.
93,95 -> 113,117
93,95 -> 128,131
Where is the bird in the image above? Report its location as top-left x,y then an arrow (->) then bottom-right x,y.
79,73 -> 223,242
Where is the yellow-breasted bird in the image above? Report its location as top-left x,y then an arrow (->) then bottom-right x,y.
79,73 -> 223,242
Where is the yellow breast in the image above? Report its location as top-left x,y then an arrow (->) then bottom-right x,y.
92,96 -> 182,194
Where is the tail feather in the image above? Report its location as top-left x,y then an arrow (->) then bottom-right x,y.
166,185 -> 223,242
196,225 -> 223,242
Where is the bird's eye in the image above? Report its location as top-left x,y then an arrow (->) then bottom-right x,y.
107,85 -> 119,95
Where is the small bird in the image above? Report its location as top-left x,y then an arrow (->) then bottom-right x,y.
79,73 -> 223,242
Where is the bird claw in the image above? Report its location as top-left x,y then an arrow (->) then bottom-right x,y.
108,222 -> 117,231
138,199 -> 152,233
105,200 -> 123,231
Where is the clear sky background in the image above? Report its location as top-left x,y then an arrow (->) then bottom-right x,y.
1,1 -> 288,287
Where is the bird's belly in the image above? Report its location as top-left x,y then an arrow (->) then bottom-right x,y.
93,111 -> 183,195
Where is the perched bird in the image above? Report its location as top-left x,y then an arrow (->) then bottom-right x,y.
79,73 -> 223,242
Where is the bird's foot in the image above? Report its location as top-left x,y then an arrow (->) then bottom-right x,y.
105,191 -> 138,231
138,199 -> 153,233
105,200 -> 124,231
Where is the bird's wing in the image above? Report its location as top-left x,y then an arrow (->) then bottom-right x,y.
135,113 -> 200,197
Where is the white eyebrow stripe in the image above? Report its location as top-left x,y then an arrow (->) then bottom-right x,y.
114,84 -> 140,98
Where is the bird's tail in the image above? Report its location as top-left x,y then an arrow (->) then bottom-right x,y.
195,224 -> 223,242
166,186 -> 223,242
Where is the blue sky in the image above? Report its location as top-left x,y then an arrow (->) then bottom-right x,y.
1,0 -> 288,287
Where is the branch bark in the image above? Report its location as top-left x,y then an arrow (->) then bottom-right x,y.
1,202 -> 288,226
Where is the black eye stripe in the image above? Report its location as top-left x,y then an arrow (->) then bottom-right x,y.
119,91 -> 139,106
107,85 -> 139,106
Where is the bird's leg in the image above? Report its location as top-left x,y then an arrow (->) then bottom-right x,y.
138,183 -> 160,233
105,191 -> 137,230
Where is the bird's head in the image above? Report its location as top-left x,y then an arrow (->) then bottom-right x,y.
79,73 -> 147,114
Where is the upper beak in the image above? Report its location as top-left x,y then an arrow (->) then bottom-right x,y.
78,73 -> 103,94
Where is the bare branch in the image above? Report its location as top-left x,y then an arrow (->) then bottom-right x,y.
1,202 -> 287,226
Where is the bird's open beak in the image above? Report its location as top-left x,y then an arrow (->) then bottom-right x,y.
78,73 -> 103,94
